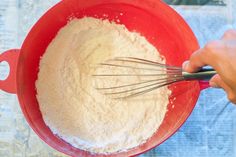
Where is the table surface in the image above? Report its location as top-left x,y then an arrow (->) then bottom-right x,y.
0,0 -> 236,157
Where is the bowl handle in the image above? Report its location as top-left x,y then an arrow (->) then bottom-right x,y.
0,49 -> 20,94
199,80 -> 210,90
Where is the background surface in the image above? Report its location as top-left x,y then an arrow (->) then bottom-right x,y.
0,0 -> 236,156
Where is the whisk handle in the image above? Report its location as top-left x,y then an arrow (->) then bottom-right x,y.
182,66 -> 217,81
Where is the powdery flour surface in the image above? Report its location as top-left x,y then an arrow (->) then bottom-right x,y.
36,17 -> 170,154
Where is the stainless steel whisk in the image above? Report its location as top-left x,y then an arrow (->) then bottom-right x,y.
93,57 -> 216,99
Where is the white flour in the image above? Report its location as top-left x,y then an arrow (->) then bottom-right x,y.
36,17 -> 170,154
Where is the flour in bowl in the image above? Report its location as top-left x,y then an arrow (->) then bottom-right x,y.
36,17 -> 170,154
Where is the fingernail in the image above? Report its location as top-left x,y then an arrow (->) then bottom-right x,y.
209,81 -> 219,88
182,61 -> 189,70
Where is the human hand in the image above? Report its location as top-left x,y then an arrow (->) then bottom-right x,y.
182,29 -> 236,104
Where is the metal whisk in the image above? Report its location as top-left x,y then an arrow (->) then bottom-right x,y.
93,57 -> 216,99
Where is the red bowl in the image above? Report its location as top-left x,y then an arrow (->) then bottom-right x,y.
0,0 -> 208,156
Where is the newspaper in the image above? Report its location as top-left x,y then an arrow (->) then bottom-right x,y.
164,0 -> 227,6
0,0 -> 235,157
0,1 -> 65,157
